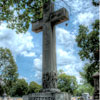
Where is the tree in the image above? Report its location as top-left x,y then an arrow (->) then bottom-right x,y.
76,20 -> 99,86
0,48 -> 18,95
92,0 -> 99,6
75,83 -> 94,96
28,81 -> 42,94
0,0 -> 55,33
79,63 -> 98,86
11,79 -> 28,97
57,71 -> 78,95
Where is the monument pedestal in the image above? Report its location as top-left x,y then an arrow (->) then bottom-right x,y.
23,92 -> 71,100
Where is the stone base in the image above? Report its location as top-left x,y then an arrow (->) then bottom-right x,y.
23,92 -> 71,100
42,88 -> 60,93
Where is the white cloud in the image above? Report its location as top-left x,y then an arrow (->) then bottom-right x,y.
58,61 -> 84,84
55,0 -> 99,27
0,23 -> 35,57
74,12 -> 94,26
56,0 -> 99,14
56,27 -> 76,50
19,76 -> 28,81
57,48 -> 84,71
21,51 -> 36,57
57,49 -> 76,66
71,0 -> 99,26
34,71 -> 42,83
34,55 -> 42,71
55,0 -> 87,13
33,55 -> 42,83
56,27 -> 85,83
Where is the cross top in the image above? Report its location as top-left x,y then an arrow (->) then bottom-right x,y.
32,0 -> 69,92
43,0 -> 54,11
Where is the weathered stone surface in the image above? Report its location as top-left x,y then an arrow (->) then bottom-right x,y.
55,93 -> 71,100
32,0 -> 69,92
42,1 -> 57,91
51,8 -> 69,25
42,72 -> 57,89
32,20 -> 43,33
23,92 -> 71,100
32,8 -> 68,33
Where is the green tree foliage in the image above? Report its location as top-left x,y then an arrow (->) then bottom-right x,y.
28,81 -> 42,94
75,83 -> 94,96
0,0 -> 55,33
57,71 -> 78,95
0,48 -> 18,95
76,20 -> 99,86
79,64 -> 97,86
11,79 -> 28,97
92,0 -> 99,6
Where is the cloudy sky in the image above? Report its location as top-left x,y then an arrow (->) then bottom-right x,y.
0,0 -> 99,84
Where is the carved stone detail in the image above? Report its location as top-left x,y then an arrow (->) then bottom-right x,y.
26,92 -> 71,100
29,97 -> 55,100
42,72 -> 57,89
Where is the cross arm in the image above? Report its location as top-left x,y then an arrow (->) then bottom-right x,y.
51,8 -> 69,25
32,20 -> 43,33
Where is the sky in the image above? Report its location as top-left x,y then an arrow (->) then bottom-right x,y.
0,0 -> 99,84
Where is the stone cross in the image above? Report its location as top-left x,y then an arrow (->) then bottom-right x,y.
32,0 -> 69,92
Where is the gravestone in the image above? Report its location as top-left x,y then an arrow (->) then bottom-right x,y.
23,0 -> 70,100
93,72 -> 100,100
3,93 -> 7,100
82,93 -> 90,100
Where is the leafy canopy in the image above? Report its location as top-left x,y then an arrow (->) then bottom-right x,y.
0,48 -> 18,95
74,83 -> 94,96
11,80 -> 42,97
92,0 -> 99,6
76,20 -> 99,86
11,79 -> 28,97
28,81 -> 42,94
57,70 -> 78,95
0,0 -> 55,33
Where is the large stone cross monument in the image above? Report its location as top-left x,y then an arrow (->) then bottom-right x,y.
32,0 -> 69,92
23,0 -> 70,100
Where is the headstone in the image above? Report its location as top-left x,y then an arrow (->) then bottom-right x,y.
3,93 -> 7,100
23,0 -> 70,100
82,93 -> 90,100
23,95 -> 28,100
93,72 -> 100,100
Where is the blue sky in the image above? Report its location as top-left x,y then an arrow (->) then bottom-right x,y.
0,0 -> 99,84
